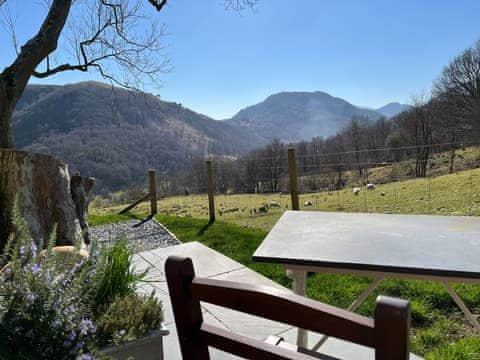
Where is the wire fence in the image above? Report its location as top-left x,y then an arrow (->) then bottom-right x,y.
136,142 -> 480,230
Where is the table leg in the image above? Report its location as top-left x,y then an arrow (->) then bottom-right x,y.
443,281 -> 480,333
311,276 -> 383,352
287,269 -> 308,348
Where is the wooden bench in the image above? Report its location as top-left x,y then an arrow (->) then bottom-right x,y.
166,256 -> 411,360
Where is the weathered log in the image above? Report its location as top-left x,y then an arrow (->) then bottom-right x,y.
0,149 -> 91,249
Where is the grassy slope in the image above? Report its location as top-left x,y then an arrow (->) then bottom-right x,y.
94,167 -> 480,232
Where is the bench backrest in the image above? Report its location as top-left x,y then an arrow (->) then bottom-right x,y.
165,256 -> 410,360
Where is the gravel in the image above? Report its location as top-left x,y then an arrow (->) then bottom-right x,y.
90,219 -> 180,252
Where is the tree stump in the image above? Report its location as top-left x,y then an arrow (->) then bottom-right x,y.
0,150 -> 93,250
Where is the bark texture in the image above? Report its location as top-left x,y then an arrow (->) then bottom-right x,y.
0,149 -> 85,249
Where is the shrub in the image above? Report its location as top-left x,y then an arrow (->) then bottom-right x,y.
96,293 -> 163,345
92,238 -> 147,310
0,207 -> 98,359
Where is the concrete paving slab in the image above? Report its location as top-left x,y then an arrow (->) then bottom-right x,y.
136,242 -> 244,282
202,302 -> 291,341
163,308 -> 231,360
211,267 -> 287,290
131,253 -> 154,273
275,327 -> 423,359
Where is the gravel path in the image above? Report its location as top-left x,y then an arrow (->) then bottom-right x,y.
90,218 -> 180,252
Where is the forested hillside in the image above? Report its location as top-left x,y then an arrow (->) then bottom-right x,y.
13,82 -> 264,193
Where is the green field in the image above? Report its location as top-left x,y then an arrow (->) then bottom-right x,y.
93,167 -> 480,232
90,165 -> 480,359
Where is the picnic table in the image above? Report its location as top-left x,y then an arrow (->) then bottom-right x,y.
253,210 -> 480,352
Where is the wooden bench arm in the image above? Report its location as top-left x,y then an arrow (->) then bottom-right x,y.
192,277 -> 375,347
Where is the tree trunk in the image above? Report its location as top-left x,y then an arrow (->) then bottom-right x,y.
0,150 -> 92,250
0,77 -> 15,149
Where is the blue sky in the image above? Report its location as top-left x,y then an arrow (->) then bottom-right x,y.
2,0 -> 480,119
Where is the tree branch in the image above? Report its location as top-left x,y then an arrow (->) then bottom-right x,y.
2,0 -> 72,99
146,0 -> 167,11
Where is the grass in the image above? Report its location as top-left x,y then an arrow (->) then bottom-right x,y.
90,165 -> 480,358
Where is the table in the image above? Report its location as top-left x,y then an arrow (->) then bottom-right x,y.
252,211 -> 480,351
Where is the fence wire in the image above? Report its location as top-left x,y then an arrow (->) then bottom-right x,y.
149,144 -> 479,229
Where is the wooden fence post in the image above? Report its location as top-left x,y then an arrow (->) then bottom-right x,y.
206,159 -> 215,222
288,147 -> 300,210
149,169 -> 158,216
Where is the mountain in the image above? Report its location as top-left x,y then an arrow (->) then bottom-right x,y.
376,102 -> 411,118
227,91 -> 382,143
13,82 -> 263,193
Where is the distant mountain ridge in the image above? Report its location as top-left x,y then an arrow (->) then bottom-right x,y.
13,82 -> 407,192
375,102 -> 411,118
227,91 -> 383,143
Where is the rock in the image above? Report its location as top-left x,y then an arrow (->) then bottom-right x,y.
0,150 -> 88,249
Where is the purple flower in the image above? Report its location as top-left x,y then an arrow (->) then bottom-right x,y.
30,263 -> 41,274
26,293 -> 36,305
68,331 -> 77,342
80,319 -> 96,335
31,243 -> 38,255
19,245 -> 27,256
119,329 -> 126,336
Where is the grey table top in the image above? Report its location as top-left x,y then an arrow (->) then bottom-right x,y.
252,211 -> 480,280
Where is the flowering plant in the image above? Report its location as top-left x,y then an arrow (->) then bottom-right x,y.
0,206 -> 164,359
0,207 -> 98,360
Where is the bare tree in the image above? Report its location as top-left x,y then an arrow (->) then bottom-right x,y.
395,94 -> 434,177
0,0 -> 258,149
434,40 -> 480,141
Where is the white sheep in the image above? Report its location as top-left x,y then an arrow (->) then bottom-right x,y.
366,183 -> 376,191
353,187 -> 361,196
269,201 -> 281,208
304,200 -> 313,207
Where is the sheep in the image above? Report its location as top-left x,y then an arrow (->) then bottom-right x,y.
353,187 -> 361,196
269,201 -> 281,208
258,204 -> 269,213
366,183 -> 376,191
304,200 -> 313,207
